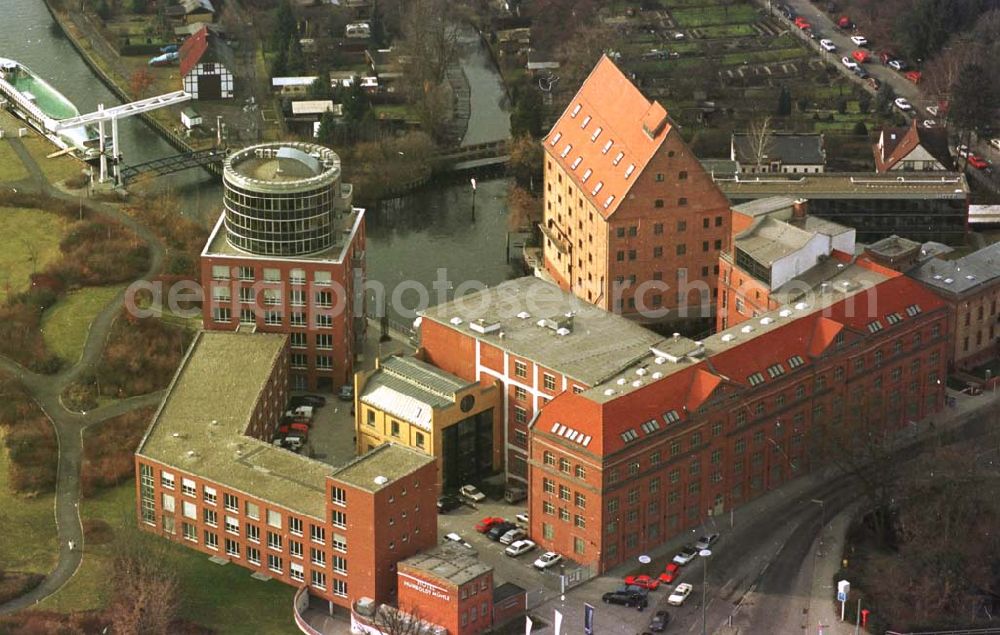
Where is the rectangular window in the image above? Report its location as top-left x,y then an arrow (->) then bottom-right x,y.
267,554 -> 283,574
183,522 -> 197,542
514,360 -> 527,378
225,515 -> 239,535
161,471 -> 175,490
289,517 -> 303,536
247,546 -> 260,565
226,539 -> 241,558
333,579 -> 348,598
205,531 -> 218,550
203,486 -> 217,505
181,478 -> 196,497
333,534 -> 347,552
332,487 -> 347,506
311,570 -> 326,590
204,508 -> 217,527
224,493 -> 238,512
290,562 -> 304,582
543,373 -> 557,391
311,525 -> 326,544
332,510 -> 346,529
333,556 -> 347,574
246,501 -> 260,520
268,532 -> 283,551
238,266 -> 254,281
290,540 -> 303,559
246,524 -> 260,543
311,547 -> 326,567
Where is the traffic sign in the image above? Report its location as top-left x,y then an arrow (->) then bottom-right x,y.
837,591 -> 847,602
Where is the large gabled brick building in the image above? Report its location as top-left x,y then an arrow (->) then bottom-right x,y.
539,55 -> 731,322
523,263 -> 949,574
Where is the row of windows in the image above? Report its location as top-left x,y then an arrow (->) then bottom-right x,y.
542,451 -> 587,479
212,308 -> 336,328
210,265 -> 334,285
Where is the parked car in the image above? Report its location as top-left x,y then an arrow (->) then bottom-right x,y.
487,522 -> 518,541
277,422 -> 310,435
956,144 -> 970,158
695,533 -> 720,550
852,66 -> 870,79
505,539 -> 537,557
672,545 -> 699,566
989,138 -> 1000,152
602,590 -> 648,610
533,551 -> 563,570
437,495 -> 463,513
850,35 -> 869,47
819,39 -> 836,52
515,512 -> 529,524
888,59 -> 907,71
837,16 -> 853,29
444,532 -> 472,548
649,610 -> 671,632
794,17 -> 811,30
851,49 -> 870,63
459,484 -> 486,502
623,574 -> 661,590
289,395 -> 326,408
499,528 -> 527,545
894,97 -> 913,111
668,583 -> 694,606
841,56 -> 858,70
967,154 -> 990,170
659,562 -> 681,584
475,516 -> 505,533
284,406 -> 313,419
921,119 -> 938,128
337,384 -> 354,402
905,70 -> 922,83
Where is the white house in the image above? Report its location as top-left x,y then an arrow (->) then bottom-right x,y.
179,25 -> 234,100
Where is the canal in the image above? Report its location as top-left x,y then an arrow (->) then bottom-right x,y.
2,3 -> 515,319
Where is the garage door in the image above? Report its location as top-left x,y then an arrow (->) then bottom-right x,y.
198,74 -> 222,100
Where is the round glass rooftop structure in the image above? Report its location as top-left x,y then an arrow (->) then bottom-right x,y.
223,142 -> 344,256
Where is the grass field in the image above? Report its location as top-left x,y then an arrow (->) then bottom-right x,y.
0,141 -> 30,182
20,135 -> 89,185
0,207 -> 69,302
42,286 -> 125,364
38,484 -> 299,634
670,5 -> 759,27
0,433 -> 58,576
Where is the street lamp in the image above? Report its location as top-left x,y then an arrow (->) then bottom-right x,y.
699,548 -> 712,635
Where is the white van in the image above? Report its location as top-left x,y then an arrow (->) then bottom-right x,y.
989,138 -> 1000,152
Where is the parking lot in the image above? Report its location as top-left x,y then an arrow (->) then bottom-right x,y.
294,394 -> 357,468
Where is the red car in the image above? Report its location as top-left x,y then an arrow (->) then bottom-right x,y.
905,70 -> 922,84
967,154 -> 989,170
851,50 -> 870,63
278,422 -> 310,435
624,574 -> 661,590
794,17 -> 811,29
658,563 -> 681,584
475,517 -> 505,533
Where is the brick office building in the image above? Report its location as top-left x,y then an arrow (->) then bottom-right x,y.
201,142 -> 365,391
135,331 -> 437,613
521,264 -> 949,574
397,545 -> 495,635
417,277 -> 664,485
716,197 -> 854,329
539,55 -> 731,322
908,242 -> 1000,370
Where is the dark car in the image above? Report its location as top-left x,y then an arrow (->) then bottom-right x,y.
602,590 -> 648,610
852,65 -> 870,79
487,522 -> 518,541
437,495 -> 463,513
293,394 -> 327,408
338,385 -> 354,402
649,610 -> 671,632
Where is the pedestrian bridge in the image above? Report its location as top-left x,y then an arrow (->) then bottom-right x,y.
119,147 -> 227,184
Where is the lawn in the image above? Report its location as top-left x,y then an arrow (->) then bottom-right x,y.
42,285 -> 125,364
670,5 -> 759,28
0,207 -> 69,302
20,134 -> 89,185
0,433 -> 58,576
38,483 -> 299,634
0,141 -> 29,182
697,23 -> 757,38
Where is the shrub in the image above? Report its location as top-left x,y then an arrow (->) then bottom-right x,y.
0,374 -> 58,496
81,406 -> 156,497
96,310 -> 193,398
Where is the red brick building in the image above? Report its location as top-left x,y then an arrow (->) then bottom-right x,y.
523,263 -> 949,573
135,331 -> 436,613
716,197 -> 855,330
539,55 -> 731,321
397,545 -> 495,635
200,142 -> 365,391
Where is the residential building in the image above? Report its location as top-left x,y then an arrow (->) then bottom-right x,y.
715,171 -> 969,244
731,132 -> 826,174
539,55 -> 731,321
355,355 -> 503,491
179,25 -> 233,100
135,331 -> 438,613
873,120 -> 954,172
165,0 -> 215,24
908,242 -> 1000,370
200,142 -> 364,391
418,277 -> 665,485
523,266 -> 949,573
716,197 -> 855,329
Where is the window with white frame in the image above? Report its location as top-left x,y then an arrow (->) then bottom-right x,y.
290,268 -> 305,285
204,508 -> 217,527
267,510 -> 282,529
245,501 -> 260,520
246,524 -> 260,543
290,562 -> 304,582
316,334 -> 333,350
289,517 -> 303,536
332,510 -> 346,529
267,554 -> 282,574
161,493 -> 175,513
247,546 -> 260,565
267,531 -> 283,551
311,570 -> 327,590
311,548 -> 326,567
183,522 -> 197,542
224,493 -> 238,512
182,501 -> 196,520
310,524 -> 325,544
205,531 -> 218,550
290,540 -> 303,559
333,579 -> 347,597
225,539 -> 240,558
161,471 -> 175,490
181,478 -> 196,497
331,487 -> 346,506
203,486 -> 217,505
332,534 -> 347,552
225,516 -> 239,535
333,556 -> 347,574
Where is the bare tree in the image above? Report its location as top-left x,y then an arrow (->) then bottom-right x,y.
106,522 -> 180,635
372,603 -> 428,635
399,0 -> 461,87
744,116 -> 774,174
507,186 -> 542,232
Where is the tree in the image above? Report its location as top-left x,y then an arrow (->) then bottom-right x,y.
371,603 -> 426,635
507,186 -> 542,231
286,37 -> 305,76
316,110 -> 337,144
744,116 -> 774,173
875,83 -> 897,115
272,0 -> 297,52
399,0 -> 460,87
129,67 -> 154,99
510,83 -> 543,138
857,92 -> 872,115
107,525 -> 180,635
553,22 -> 617,91
852,121 -> 869,136
507,135 -> 543,190
341,80 -> 370,123
776,85 -> 792,116
130,0 -> 147,14
950,63 -> 995,135
95,0 -> 112,21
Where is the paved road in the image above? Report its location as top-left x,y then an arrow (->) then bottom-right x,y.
0,136 -> 167,614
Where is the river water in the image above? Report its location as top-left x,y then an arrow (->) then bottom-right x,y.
2,3 -> 514,318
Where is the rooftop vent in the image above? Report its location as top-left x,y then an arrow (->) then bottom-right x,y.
616,377 -> 627,386
779,309 -> 793,317
210,419 -> 219,426
651,372 -> 663,379
604,388 -> 615,396
187,450 -> 196,458
449,317 -> 463,326
721,333 -> 736,342
741,325 -> 754,334
469,318 -> 501,335
654,356 -> 666,365
760,317 -> 774,325
794,302 -> 809,310
632,380 -> 642,388
516,311 -> 531,319
373,475 -> 389,486
556,327 -> 571,336
538,314 -> 574,333
636,368 -> 647,376
944,278 -> 954,284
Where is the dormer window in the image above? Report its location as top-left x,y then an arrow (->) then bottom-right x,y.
581,115 -> 591,128
591,182 -> 603,196
601,140 -> 613,154
613,151 -> 624,166
570,104 -> 581,118
591,127 -> 603,141
624,164 -> 636,179
549,132 -> 561,146
560,144 -> 572,158
581,168 -> 593,182
570,156 -> 582,170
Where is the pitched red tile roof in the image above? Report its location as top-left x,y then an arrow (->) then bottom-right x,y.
874,120 -> 954,172
179,24 -> 209,78
542,55 -> 671,219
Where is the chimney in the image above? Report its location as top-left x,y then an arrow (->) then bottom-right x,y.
792,199 -> 807,219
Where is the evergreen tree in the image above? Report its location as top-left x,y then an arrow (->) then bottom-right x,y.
776,85 -> 792,116
309,69 -> 332,100
875,83 -> 897,115
286,37 -> 305,75
510,83 -> 543,138
950,64 -> 994,135
342,80 -> 369,122
317,110 -> 338,144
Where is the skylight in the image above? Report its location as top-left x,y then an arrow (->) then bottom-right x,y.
766,363 -> 785,378
570,104 -> 581,118
560,144 -> 572,158
613,151 -> 624,166
603,195 -> 615,209
571,156 -> 582,169
601,140 -> 614,154
747,372 -> 765,386
867,320 -> 883,334
591,127 -> 603,141
581,115 -> 591,128
787,355 -> 805,368
624,164 -> 636,179
905,304 -> 922,317
663,410 -> 681,424
582,168 -> 593,182
640,419 -> 661,434
620,429 -> 640,443
885,312 -> 903,325
591,181 -> 603,196
549,132 -> 561,146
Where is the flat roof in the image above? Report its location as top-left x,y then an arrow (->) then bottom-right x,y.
137,331 -> 336,519
330,442 -> 435,493
418,277 -> 665,386
400,544 -> 492,587
202,206 -> 363,262
715,172 -> 969,199
908,242 -> 1000,295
